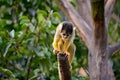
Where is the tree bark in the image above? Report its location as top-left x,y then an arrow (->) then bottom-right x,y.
89,0 -> 109,80
76,0 -> 93,28
105,0 -> 117,25
57,53 -> 71,80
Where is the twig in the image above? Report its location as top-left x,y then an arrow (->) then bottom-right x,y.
26,56 -> 33,80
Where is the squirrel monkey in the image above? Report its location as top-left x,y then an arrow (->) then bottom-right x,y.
52,21 -> 76,64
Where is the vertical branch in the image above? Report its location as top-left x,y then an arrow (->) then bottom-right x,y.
57,53 -> 71,80
26,56 -> 33,80
76,0 -> 93,28
105,0 -> 116,25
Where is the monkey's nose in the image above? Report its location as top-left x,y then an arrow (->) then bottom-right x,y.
64,36 -> 68,39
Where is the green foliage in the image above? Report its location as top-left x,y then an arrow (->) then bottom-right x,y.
0,0 -> 87,80
0,0 -> 58,79
0,0 -> 120,80
0,67 -> 15,78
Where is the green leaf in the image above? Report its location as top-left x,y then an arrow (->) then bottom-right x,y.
39,10 -> 47,16
19,47 -> 30,56
7,0 -> 13,5
10,29 -> 15,38
0,67 -> 15,78
46,20 -> 51,27
19,16 -> 29,21
33,69 -> 40,76
29,23 -> 35,32
17,31 -> 23,37
20,20 -> 30,25
0,19 -> 6,28
0,36 -> 2,44
53,12 -> 61,18
3,43 -> 12,57
34,49 -> 45,58
117,25 -> 120,35
19,16 -> 30,25
37,13 -> 45,24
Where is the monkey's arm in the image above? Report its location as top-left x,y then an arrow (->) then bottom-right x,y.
52,28 -> 60,50
67,43 -> 76,64
52,39 -> 60,54
52,40 -> 58,49
63,40 -> 71,53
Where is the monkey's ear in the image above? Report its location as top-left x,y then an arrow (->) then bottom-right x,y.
73,27 -> 76,30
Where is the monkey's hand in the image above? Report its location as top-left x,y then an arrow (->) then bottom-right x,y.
53,49 -> 67,56
53,49 -> 59,55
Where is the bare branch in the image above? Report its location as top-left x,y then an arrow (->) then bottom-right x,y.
26,56 -> 33,80
79,67 -> 89,77
76,0 -> 93,28
105,0 -> 116,25
112,13 -> 120,23
56,0 -> 92,48
108,40 -> 120,56
57,53 -> 71,80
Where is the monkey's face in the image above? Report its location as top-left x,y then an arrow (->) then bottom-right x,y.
60,22 -> 73,40
60,31 -> 72,40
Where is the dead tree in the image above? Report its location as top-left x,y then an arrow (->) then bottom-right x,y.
56,0 -> 118,80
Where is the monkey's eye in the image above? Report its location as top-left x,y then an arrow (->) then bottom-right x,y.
63,34 -> 66,36
66,34 -> 69,36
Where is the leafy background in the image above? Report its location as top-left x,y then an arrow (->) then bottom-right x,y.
0,0 -> 120,80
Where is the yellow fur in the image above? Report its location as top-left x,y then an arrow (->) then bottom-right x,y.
52,21 -> 76,64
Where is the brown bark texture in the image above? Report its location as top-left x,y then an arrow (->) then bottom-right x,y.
55,0 -> 118,80
89,1 -> 108,80
57,53 -> 71,80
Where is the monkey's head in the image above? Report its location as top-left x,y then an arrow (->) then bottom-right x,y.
60,22 -> 73,40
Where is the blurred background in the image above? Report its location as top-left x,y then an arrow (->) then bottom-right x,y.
0,0 -> 120,80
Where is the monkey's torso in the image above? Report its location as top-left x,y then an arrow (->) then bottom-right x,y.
52,21 -> 76,64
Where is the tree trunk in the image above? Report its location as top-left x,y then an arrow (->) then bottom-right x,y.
88,51 -> 109,80
89,0 -> 108,80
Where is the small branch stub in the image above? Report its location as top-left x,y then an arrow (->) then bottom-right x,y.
57,53 -> 72,80
108,40 -> 120,56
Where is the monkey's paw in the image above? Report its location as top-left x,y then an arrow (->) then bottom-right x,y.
59,52 -> 68,57
53,50 -> 59,55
